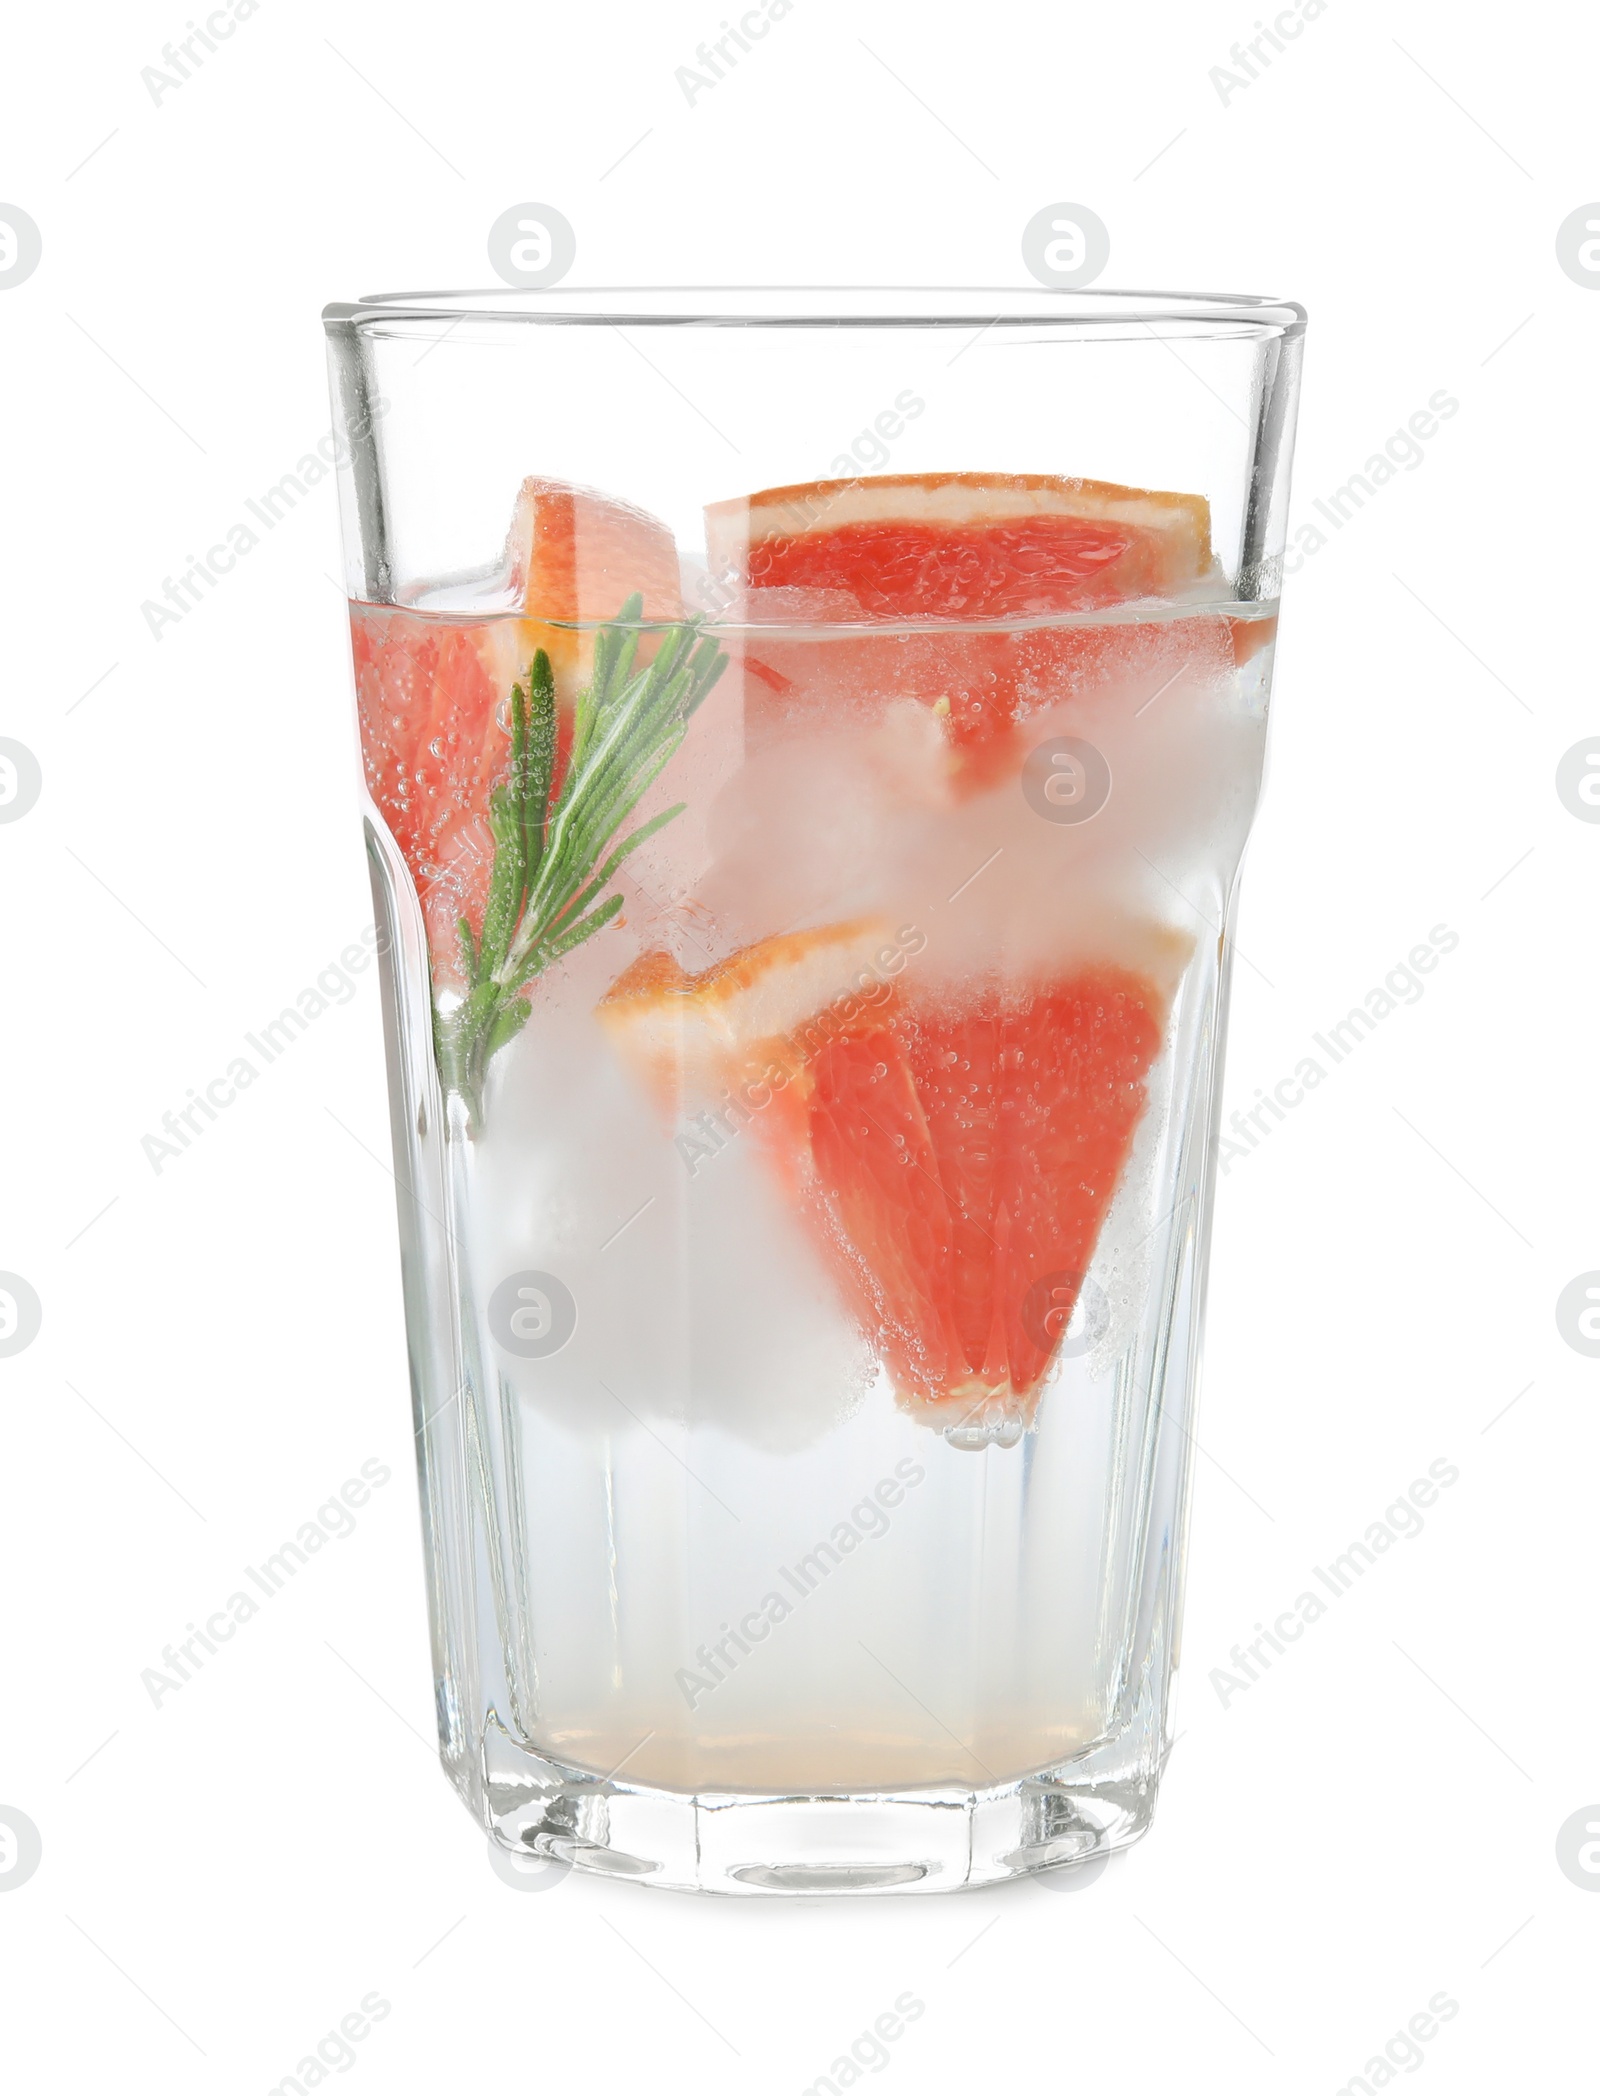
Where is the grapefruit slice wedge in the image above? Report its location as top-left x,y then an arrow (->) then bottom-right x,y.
353,477 -> 682,969
705,470 -> 1230,792
812,965 -> 1171,1434
600,917 -> 1189,1434
506,475 -> 683,706
706,471 -> 1214,619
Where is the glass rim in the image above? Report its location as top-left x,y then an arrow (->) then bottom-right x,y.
322,284 -> 1306,338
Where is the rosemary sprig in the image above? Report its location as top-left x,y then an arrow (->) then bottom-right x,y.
434,595 -> 727,1125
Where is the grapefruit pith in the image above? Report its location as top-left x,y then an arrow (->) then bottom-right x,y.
598,917 -> 911,1114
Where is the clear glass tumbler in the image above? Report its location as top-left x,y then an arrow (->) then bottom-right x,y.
323,287 -> 1304,1893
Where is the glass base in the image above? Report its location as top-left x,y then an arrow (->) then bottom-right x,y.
480,1729 -> 1160,1895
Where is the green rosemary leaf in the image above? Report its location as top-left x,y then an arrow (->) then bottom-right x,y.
604,610 -> 643,704
549,800 -> 686,936
532,890 -> 626,970
457,976 -> 503,1044
572,595 -> 640,772
523,651 -> 556,883
484,991 -> 533,1058
686,640 -> 729,714
478,783 -> 525,976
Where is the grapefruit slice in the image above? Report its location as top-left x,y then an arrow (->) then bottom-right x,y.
352,478 -> 682,967
706,472 -> 1213,619
600,919 -> 1186,1431
505,475 -> 683,708
351,608 -> 515,892
809,970 -> 1168,1427
705,471 -> 1225,792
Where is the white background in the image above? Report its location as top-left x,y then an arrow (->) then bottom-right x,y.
2,1 -> 1596,2090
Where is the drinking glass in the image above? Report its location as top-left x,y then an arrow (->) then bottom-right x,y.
323,286 -> 1304,1893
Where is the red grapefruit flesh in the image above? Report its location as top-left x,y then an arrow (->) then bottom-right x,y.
351,611 -> 510,892
705,471 -> 1224,790
804,970 -> 1168,1421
